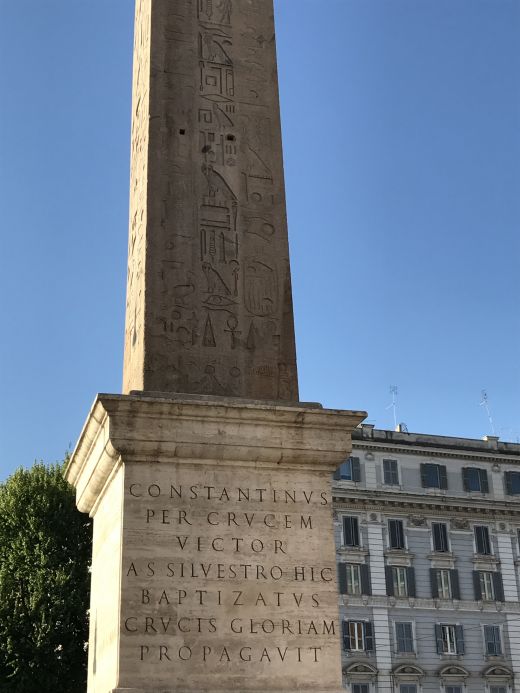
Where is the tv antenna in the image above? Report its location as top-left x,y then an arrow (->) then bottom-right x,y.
387,386 -> 398,431
480,390 -> 496,436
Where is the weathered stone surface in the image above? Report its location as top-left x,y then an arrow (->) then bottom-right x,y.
123,0 -> 298,400
66,395 -> 366,692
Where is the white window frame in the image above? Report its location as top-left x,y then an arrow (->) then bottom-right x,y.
348,621 -> 366,651
342,515 -> 362,548
392,566 -> 408,597
482,624 -> 503,657
346,564 -> 362,596
387,518 -> 407,550
480,571 -> 495,601
437,569 -> 452,600
394,620 -> 416,654
441,624 -> 458,655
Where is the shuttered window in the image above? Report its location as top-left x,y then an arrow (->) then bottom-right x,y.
352,685 -> 369,693
436,624 -> 464,655
388,519 -> 406,549
446,687 -> 463,693
399,686 -> 417,693
343,516 -> 360,547
420,463 -> 448,489
475,525 -> 492,555
432,522 -> 449,552
395,622 -> 414,653
505,471 -> 520,495
333,457 -> 361,482
342,621 -> 374,651
383,459 -> 399,485
484,625 -> 502,656
463,467 -> 489,493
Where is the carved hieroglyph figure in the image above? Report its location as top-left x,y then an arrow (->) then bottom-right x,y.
123,0 -> 298,400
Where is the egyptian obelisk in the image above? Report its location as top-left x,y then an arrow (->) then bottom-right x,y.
123,0 -> 298,401
66,2 -> 365,692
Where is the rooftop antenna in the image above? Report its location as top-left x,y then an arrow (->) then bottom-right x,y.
387,386 -> 398,431
480,390 -> 496,436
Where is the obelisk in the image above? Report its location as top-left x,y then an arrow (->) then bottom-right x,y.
66,2 -> 366,692
123,0 -> 298,401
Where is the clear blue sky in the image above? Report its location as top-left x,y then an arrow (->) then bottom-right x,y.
0,0 -> 519,480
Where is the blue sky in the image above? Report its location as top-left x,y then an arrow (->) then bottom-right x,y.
0,0 -> 519,480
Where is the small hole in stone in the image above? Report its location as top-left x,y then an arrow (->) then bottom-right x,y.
202,145 -> 212,153
227,134 -> 235,141
179,129 -> 186,135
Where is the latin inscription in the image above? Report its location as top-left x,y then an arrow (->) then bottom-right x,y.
122,471 -> 340,678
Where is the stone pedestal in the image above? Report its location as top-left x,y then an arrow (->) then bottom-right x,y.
66,394 -> 365,693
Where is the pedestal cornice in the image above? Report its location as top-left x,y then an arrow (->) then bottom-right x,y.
66,393 -> 366,514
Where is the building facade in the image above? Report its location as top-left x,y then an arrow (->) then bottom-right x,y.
333,425 -> 520,693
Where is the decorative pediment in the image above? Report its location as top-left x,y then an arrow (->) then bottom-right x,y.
483,665 -> 513,681
344,662 -> 378,680
439,665 -> 470,680
392,664 -> 425,680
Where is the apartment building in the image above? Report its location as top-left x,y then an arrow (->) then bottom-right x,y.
333,425 -> 520,693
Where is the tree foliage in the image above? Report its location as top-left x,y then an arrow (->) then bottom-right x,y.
0,462 -> 92,693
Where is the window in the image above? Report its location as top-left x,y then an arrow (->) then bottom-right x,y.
490,687 -> 507,693
463,467 -> 489,493
346,564 -> 361,595
383,459 -> 399,485
473,571 -> 504,602
395,622 -> 415,653
431,569 -> 460,599
343,621 -> 374,652
393,567 -> 408,597
343,516 -> 360,547
400,686 -> 417,693
352,685 -> 369,693
484,625 -> 502,656
338,563 -> 371,596
432,522 -> 450,552
505,471 -> 520,495
334,457 -> 361,482
421,463 -> 448,489
436,569 -> 452,599
480,572 -> 495,601
436,624 -> 464,655
388,519 -> 406,549
445,687 -> 463,693
475,526 -> 492,555
386,566 -> 416,598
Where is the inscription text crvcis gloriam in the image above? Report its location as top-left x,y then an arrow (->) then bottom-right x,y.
123,482 -> 338,666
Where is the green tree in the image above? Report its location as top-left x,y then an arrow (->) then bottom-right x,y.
0,462 -> 91,693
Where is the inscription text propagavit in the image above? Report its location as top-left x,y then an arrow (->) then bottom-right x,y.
122,467 -> 339,675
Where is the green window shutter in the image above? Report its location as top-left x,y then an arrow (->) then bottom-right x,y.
455,625 -> 465,654
351,457 -> 361,483
480,469 -> 489,493
364,621 -> 374,651
420,464 -> 429,488
338,563 -> 347,594
439,465 -> 448,490
430,569 -> 439,599
435,624 -> 443,654
473,571 -> 482,600
493,572 -> 505,602
360,564 -> 372,596
407,567 -> 416,598
462,468 -> 470,491
450,570 -> 461,600
385,566 -> 395,596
